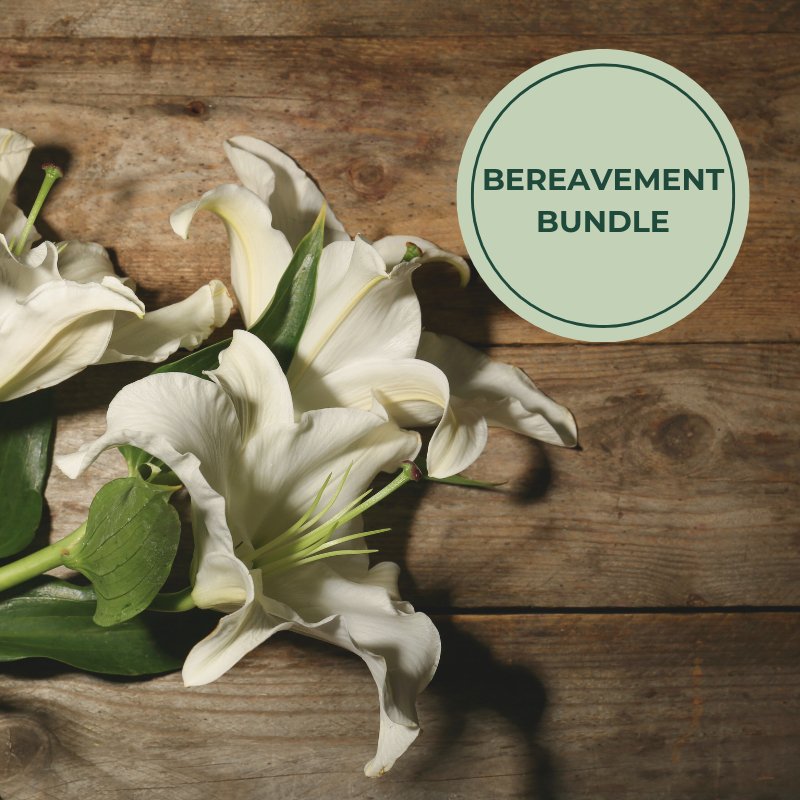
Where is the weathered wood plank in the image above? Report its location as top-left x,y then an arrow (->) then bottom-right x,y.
0,34 -> 797,344
2,0 -> 798,37
0,612 -> 797,799
395,343 -> 800,607
46,342 -> 800,608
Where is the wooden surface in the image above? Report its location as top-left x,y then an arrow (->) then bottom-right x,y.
1,1 -> 799,798
0,33 -> 798,345
1,614 -> 798,799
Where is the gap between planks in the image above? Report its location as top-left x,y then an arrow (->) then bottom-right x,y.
427,605 -> 800,615
2,31 -> 800,39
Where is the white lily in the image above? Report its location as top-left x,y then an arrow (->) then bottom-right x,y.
57,330 -> 439,777
0,128 -> 232,401
171,136 -> 577,477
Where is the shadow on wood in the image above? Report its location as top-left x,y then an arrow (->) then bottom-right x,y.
380,433 -> 555,607
420,615 -> 555,799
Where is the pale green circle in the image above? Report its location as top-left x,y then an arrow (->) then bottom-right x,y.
457,49 -> 750,342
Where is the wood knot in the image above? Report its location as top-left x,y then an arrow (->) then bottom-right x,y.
185,99 -> 208,118
0,716 -> 52,777
686,593 -> 708,607
347,158 -> 391,200
651,413 -> 713,460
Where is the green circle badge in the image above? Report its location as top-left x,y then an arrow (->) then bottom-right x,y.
457,49 -> 749,342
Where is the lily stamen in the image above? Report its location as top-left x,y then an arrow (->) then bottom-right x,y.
10,163 -> 63,256
252,465 -> 354,562
250,461 -> 420,576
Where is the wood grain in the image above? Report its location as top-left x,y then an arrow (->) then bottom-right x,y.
0,34 -> 797,344
2,0 -> 799,37
0,612 -> 797,799
44,342 -> 799,608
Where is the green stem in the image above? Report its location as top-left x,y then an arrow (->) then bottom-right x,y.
0,522 -> 86,593
149,587 -> 196,613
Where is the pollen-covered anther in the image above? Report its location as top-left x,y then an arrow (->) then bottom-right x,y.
41,162 -> 64,180
402,460 -> 423,482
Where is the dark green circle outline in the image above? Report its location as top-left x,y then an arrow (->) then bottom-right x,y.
469,62 -> 737,329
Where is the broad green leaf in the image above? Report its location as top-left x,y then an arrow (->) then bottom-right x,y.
64,477 -> 181,627
417,457 -> 506,490
247,204 -> 326,371
0,578 -> 215,675
0,391 -> 54,558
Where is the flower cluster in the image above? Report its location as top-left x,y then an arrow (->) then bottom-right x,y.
0,129 -> 576,776
0,129 -> 231,401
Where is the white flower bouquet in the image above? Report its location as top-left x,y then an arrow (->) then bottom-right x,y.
0,128 -> 576,776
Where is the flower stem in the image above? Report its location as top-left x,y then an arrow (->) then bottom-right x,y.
148,587 -> 196,613
0,522 -> 86,593
10,163 -> 63,256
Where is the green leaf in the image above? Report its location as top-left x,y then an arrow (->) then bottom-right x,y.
118,443 -> 152,474
417,457 -> 506,490
0,391 -> 54,558
427,473 -> 506,489
64,477 -> 181,627
118,445 -> 179,486
152,336 -> 231,378
248,204 -> 326,371
0,578 -> 215,675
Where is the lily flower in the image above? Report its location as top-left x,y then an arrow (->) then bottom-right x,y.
58,330 -> 439,777
170,136 -> 577,477
0,128 -> 232,401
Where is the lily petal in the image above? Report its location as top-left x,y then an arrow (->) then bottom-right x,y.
427,396 -> 488,479
0,129 -> 33,212
55,370 -> 250,609
56,240 -> 127,285
170,183 -> 293,327
0,203 -> 36,256
98,279 -> 232,364
207,332 -> 419,563
57,369 -> 239,500
0,237 -> 59,313
208,329 -> 295,440
225,136 -> 349,248
288,238 -> 421,396
418,332 -> 578,447
268,562 -> 441,777
295,357 -> 446,426
182,570 -> 272,686
294,354 -> 487,479
0,255 -> 144,401
373,234 -> 470,288
184,561 -> 440,777
234,405 -> 420,555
